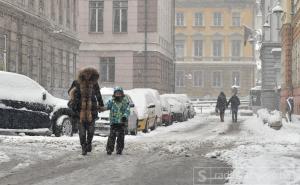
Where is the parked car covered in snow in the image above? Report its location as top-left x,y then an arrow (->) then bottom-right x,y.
0,71 -> 74,136
126,89 -> 156,133
173,94 -> 194,119
134,88 -> 162,126
160,95 -> 173,126
161,95 -> 186,122
95,88 -> 139,136
161,94 -> 188,121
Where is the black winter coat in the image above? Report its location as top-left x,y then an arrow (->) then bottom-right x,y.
68,80 -> 104,120
227,95 -> 240,111
216,94 -> 227,112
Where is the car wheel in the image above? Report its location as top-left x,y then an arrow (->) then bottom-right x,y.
54,116 -> 73,137
142,120 -> 149,133
61,117 -> 73,136
179,114 -> 184,122
150,117 -> 157,131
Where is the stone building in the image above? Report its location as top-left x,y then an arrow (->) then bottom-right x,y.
77,0 -> 175,93
0,0 -> 80,99
259,0 -> 282,111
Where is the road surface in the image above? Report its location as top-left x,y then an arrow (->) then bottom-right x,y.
0,115 -> 241,185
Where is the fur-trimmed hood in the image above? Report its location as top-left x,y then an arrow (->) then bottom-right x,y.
78,67 -> 99,85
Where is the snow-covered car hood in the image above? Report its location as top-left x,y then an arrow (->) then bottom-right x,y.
0,72 -> 69,120
98,110 -> 110,118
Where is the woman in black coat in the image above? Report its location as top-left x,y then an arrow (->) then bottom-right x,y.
216,92 -> 227,122
68,68 -> 104,155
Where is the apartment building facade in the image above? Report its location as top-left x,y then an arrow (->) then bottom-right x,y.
0,0 -> 80,98
78,0 -> 175,93
175,0 -> 256,98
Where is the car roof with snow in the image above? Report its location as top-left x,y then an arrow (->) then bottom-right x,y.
0,71 -> 66,107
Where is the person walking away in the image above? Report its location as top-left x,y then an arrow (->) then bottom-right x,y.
227,93 -> 240,123
216,92 -> 227,122
106,87 -> 130,155
286,96 -> 294,122
68,68 -> 104,155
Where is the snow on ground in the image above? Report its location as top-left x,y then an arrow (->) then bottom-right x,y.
0,151 -> 10,163
207,113 -> 300,185
2,109 -> 299,184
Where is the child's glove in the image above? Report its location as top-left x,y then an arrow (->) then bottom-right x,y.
121,117 -> 128,123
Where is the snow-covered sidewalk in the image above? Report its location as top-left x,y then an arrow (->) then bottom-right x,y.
208,114 -> 300,185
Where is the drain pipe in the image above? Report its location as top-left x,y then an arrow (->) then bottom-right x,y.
144,0 -> 148,88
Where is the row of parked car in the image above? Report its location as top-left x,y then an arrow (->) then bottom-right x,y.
0,71 -> 196,137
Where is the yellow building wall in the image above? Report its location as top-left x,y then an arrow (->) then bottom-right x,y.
176,6 -> 254,59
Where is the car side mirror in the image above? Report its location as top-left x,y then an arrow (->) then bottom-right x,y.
42,92 -> 47,101
130,103 -> 135,108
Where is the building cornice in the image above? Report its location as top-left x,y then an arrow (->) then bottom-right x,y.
176,0 -> 256,8
175,61 -> 256,65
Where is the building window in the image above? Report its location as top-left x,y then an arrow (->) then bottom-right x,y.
28,0 -> 35,10
232,71 -> 240,86
89,1 -> 104,32
232,12 -> 241,26
231,40 -> 241,57
175,40 -> 185,59
176,12 -> 184,26
37,40 -> 43,85
100,57 -> 115,82
39,0 -> 44,14
66,0 -> 71,27
194,40 -> 203,57
18,0 -> 25,5
0,35 -> 7,71
194,13 -> 203,26
50,47 -> 55,87
176,71 -> 184,87
72,53 -> 77,80
213,40 -> 222,59
212,71 -> 222,87
113,1 -> 128,33
59,0 -> 63,25
59,50 -> 63,88
73,0 -> 77,31
213,12 -> 222,26
66,52 -> 70,87
27,40 -> 34,78
51,0 -> 56,20
193,71 -> 203,87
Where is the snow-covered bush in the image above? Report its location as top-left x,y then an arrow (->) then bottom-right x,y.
268,110 -> 282,130
257,109 -> 270,124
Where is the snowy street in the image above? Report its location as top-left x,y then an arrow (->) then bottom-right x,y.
0,112 -> 300,185
0,113 -> 234,185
